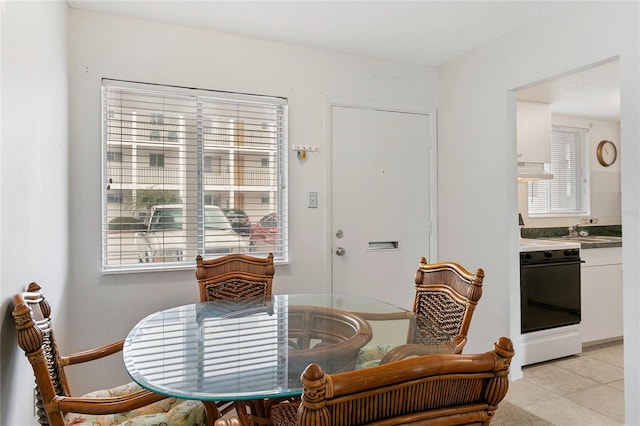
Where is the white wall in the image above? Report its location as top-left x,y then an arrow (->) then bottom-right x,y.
519,115 -> 621,228
5,3 -> 637,424
437,2 -> 639,423
67,9 -> 436,395
0,2 -> 69,425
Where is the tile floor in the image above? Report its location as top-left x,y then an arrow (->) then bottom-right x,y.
506,340 -> 624,425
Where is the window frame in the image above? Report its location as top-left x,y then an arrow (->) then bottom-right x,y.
101,79 -> 289,273
149,153 -> 165,168
107,151 -> 122,162
527,125 -> 590,217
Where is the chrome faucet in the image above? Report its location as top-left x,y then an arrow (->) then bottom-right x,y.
568,223 -> 588,237
568,224 -> 579,237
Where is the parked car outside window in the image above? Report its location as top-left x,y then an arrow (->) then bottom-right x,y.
222,208 -> 251,236
136,204 -> 248,263
250,213 -> 278,253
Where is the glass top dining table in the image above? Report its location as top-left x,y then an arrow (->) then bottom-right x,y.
123,293 -> 455,405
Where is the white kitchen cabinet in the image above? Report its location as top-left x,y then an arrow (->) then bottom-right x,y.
580,247 -> 623,344
516,100 -> 551,164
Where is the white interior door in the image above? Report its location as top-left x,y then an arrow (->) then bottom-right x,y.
331,106 -> 432,309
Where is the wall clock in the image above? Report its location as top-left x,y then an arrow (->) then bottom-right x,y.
596,140 -> 617,167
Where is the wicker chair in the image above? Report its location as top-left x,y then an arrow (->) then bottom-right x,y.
195,253 -> 275,302
11,282 -> 205,426
413,256 -> 484,353
215,337 -> 514,426
356,257 -> 484,368
195,253 -> 276,420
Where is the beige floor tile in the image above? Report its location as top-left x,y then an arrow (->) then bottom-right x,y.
508,341 -> 625,425
566,384 -> 624,423
523,363 -> 600,395
525,397 -> 622,426
607,379 -> 624,392
505,377 -> 560,407
551,354 -> 624,384
582,339 -> 623,353
585,346 -> 624,368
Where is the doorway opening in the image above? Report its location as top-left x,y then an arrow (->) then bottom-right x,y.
514,57 -> 623,415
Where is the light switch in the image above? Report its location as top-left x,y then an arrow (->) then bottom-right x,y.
308,192 -> 318,208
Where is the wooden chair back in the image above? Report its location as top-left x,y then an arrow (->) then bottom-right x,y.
13,282 -> 72,425
413,257 -> 484,353
291,337 -> 513,426
13,283 -> 205,426
195,253 -> 275,302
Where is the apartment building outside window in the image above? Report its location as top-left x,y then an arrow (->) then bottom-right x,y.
102,80 -> 288,272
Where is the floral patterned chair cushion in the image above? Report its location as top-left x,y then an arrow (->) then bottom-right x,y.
355,344 -> 396,369
64,382 -> 206,426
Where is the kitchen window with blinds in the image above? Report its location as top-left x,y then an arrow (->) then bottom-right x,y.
102,80 -> 288,272
528,126 -> 589,216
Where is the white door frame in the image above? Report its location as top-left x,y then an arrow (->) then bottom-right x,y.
325,98 -> 439,292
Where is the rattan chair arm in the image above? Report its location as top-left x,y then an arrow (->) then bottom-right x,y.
53,388 -> 166,416
214,417 -> 243,426
62,339 -> 125,366
453,335 -> 466,354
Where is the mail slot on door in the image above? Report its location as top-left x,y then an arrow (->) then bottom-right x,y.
368,241 -> 399,251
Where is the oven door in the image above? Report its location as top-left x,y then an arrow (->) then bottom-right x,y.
520,260 -> 581,333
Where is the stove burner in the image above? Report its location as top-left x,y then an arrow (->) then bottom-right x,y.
520,248 -> 581,265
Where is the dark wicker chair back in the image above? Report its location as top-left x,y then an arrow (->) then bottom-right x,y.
195,253 -> 274,302
296,337 -> 512,425
214,337 -> 514,426
413,257 -> 484,353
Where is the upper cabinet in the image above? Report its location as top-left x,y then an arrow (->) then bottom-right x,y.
517,100 -> 551,164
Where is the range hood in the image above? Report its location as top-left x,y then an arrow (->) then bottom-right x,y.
517,101 -> 553,182
517,161 -> 553,182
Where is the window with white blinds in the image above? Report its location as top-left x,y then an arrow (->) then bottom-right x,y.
528,126 -> 589,216
102,80 -> 288,272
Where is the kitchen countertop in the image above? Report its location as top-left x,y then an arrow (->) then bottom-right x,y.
519,238 -> 580,252
520,225 -> 622,249
540,236 -> 622,249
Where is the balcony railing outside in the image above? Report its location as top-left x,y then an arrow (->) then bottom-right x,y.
108,165 -> 275,187
107,111 -> 276,152
107,121 -> 183,143
107,126 -> 275,151
107,165 -> 181,185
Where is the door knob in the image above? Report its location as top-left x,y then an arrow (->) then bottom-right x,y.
336,247 -> 346,256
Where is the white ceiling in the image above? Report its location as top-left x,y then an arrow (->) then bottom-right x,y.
67,0 -> 620,121
516,59 -> 620,121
